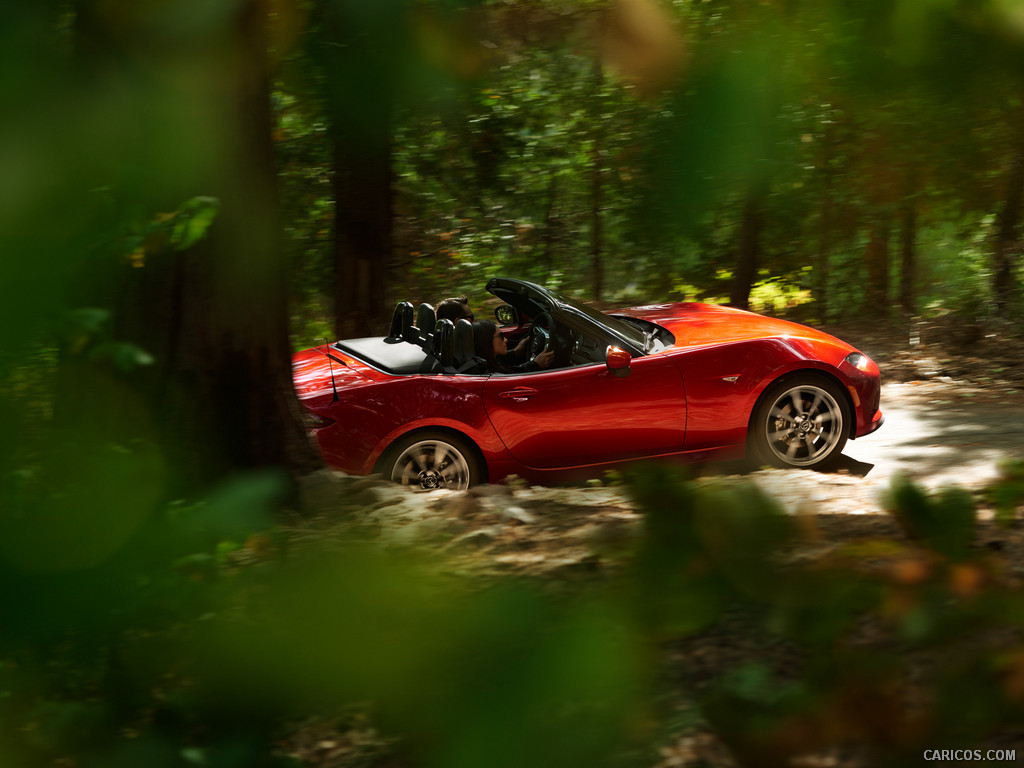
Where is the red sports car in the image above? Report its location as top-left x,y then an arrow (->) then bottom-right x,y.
292,278 -> 883,490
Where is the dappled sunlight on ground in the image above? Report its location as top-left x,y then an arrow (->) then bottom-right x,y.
844,380 -> 1024,494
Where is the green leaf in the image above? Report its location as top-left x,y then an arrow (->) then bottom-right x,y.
171,196 -> 221,250
67,307 -> 110,336
89,341 -> 155,372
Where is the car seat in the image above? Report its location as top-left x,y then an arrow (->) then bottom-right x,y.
417,303 -> 436,337
387,301 -> 414,342
433,318 -> 454,368
452,318 -> 484,372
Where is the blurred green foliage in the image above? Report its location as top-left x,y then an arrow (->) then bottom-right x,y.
991,457 -> 1024,526
886,473 -> 977,561
4,453 -> 1023,766
629,466 -> 1024,764
5,0 -> 1024,766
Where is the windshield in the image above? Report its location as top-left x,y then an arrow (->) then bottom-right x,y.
551,290 -> 652,353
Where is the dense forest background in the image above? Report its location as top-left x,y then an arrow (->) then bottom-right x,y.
4,0 -> 1024,766
278,0 -> 1024,343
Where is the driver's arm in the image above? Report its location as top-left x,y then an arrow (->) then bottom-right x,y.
502,335 -> 531,365
533,349 -> 555,369
503,348 -> 555,373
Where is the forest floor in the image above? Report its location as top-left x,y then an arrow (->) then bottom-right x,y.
280,317 -> 1024,768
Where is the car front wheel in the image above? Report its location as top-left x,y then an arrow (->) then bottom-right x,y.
751,375 -> 850,470
384,431 -> 482,491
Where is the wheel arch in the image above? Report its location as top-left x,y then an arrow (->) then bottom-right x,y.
371,424 -> 490,484
747,367 -> 857,440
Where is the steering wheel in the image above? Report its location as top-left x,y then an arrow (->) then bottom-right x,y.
529,311 -> 553,359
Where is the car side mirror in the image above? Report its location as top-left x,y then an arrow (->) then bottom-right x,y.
495,304 -> 519,326
606,346 -> 631,378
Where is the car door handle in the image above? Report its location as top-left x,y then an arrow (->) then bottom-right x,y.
498,387 -> 539,399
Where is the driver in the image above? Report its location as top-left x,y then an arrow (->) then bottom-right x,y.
472,321 -> 554,373
438,294 -> 537,361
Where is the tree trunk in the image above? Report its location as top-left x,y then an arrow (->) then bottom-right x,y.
994,128 -> 1024,317
332,130 -> 392,339
729,191 -> 762,310
591,139 -> 604,301
816,121 -> 834,322
542,172 -> 559,281
864,218 -> 890,315
590,61 -> 605,301
78,0 -> 322,495
899,189 -> 917,315
319,0 -> 397,340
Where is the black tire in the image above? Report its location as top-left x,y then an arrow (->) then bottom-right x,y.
381,430 -> 484,491
750,374 -> 851,470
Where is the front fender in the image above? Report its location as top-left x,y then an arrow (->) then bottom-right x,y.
671,337 -> 851,450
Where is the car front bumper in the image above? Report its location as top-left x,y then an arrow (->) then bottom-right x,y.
855,408 -> 884,439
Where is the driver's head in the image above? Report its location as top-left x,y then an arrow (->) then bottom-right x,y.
472,320 -> 505,364
437,296 -> 474,323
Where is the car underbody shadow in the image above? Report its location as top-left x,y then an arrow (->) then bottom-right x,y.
697,453 -> 874,479
831,454 -> 875,477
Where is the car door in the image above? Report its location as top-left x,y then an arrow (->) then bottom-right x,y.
480,353 -> 687,469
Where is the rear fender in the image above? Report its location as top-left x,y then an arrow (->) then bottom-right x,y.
369,422 -> 499,481
353,378 -> 510,473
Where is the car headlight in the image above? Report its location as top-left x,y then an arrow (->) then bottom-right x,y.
844,352 -> 873,371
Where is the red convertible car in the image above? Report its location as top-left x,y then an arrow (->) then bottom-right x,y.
293,278 -> 883,490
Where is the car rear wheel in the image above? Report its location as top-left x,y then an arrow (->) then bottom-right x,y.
751,375 -> 850,470
384,431 -> 482,491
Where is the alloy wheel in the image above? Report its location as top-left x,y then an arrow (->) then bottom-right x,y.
390,439 -> 472,491
763,384 -> 844,467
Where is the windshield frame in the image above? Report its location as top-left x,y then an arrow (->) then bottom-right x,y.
549,289 -> 652,354
485,277 -> 652,356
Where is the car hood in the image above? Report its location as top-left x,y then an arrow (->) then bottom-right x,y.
615,302 -> 856,352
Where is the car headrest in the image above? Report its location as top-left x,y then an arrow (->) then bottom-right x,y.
417,303 -> 436,335
401,305 -> 420,344
433,319 -> 454,368
452,318 -> 475,368
388,301 -> 414,341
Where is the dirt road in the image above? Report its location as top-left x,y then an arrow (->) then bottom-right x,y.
842,380 -> 1024,488
748,379 -> 1024,517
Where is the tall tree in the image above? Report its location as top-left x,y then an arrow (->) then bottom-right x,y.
994,110 -> 1024,317
75,0 -> 321,493
729,189 -> 763,310
314,0 -> 406,339
899,168 -> 918,314
590,61 -> 606,301
864,218 -> 891,311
